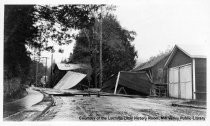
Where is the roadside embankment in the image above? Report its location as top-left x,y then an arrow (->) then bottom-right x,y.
4,77 -> 28,103
4,90 -> 54,121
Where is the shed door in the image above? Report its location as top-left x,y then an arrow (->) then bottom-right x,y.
169,67 -> 179,98
169,64 -> 192,99
180,65 -> 192,99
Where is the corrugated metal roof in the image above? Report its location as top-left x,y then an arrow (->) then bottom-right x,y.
53,71 -> 86,90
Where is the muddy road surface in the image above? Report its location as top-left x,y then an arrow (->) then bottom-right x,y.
36,95 -> 206,121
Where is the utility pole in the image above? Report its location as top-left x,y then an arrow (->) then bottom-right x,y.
45,57 -> 47,86
35,56 -> 48,87
99,6 -> 103,88
35,56 -> 40,87
41,57 -> 48,88
50,53 -> 53,86
33,48 -> 36,86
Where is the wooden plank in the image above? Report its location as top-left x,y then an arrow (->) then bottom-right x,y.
114,72 -> 120,94
192,58 -> 196,99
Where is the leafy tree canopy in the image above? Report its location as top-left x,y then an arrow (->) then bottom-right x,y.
4,4 -> 106,83
71,13 -> 138,85
32,4 -> 105,52
4,5 -> 38,80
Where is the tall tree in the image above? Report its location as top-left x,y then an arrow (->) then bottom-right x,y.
33,4 -> 106,87
4,4 -> 104,90
4,5 -> 38,83
33,5 -> 104,52
71,14 -> 138,88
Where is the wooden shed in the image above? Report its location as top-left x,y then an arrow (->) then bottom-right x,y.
133,53 -> 170,84
164,45 -> 207,100
133,52 -> 170,96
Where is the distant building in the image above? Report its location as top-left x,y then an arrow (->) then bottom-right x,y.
164,45 -> 207,100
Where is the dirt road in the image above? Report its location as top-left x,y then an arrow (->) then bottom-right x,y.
36,95 -> 206,121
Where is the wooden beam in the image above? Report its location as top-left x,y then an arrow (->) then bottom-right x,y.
167,68 -> 169,97
178,67 -> 181,98
117,87 -> 127,95
146,73 -> 152,82
148,70 -> 153,82
192,58 -> 196,99
99,6 -> 103,88
114,72 -> 120,94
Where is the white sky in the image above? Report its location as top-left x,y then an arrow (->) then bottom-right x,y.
8,0 -> 209,67
114,0 -> 210,63
0,1 -> 210,125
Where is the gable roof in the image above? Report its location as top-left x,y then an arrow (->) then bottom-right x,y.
133,52 -> 170,71
164,44 -> 207,67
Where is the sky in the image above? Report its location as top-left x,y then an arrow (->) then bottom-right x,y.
114,0 -> 210,63
31,0 -> 210,67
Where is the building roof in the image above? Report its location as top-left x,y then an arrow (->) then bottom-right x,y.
133,53 -> 170,71
55,63 -> 90,71
176,44 -> 207,58
164,44 -> 207,67
117,71 -> 152,95
53,71 -> 86,90
101,71 -> 152,95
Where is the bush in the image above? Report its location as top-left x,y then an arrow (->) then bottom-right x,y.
4,77 -> 23,100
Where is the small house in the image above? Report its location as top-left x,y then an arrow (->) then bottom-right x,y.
164,45 -> 207,100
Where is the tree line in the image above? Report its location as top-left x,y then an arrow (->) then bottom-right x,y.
4,5 -> 138,97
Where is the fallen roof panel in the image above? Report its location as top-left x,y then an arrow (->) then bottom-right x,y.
118,71 -> 152,95
101,71 -> 152,95
54,71 -> 86,90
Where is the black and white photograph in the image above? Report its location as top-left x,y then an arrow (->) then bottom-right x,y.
1,0 -> 209,125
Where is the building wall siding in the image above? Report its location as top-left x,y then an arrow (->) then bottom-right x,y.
168,49 -> 192,68
166,47 -> 207,100
195,58 -> 206,100
151,56 -> 168,84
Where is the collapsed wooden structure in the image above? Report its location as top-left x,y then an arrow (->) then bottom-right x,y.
102,44 -> 207,100
132,52 -> 170,97
51,63 -> 90,90
101,71 -> 152,96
